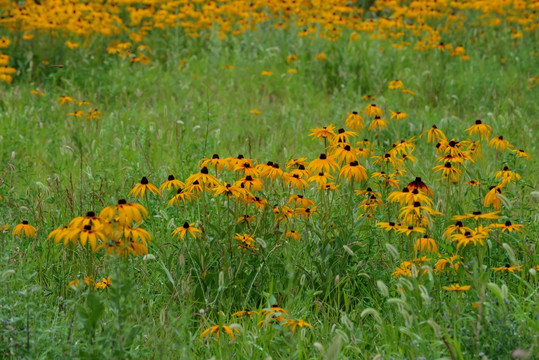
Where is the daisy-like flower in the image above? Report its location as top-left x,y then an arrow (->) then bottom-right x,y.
406,177 -> 434,196
319,183 -> 339,191
339,161 -> 368,182
452,211 -> 500,221
420,125 -> 446,143
513,149 -> 530,160
295,207 -> 318,219
365,104 -> 382,117
308,154 -> 339,173
451,230 -> 487,249
235,233 -> 257,251
491,221 -> 524,233
57,96 -> 75,105
245,196 -> 268,210
308,172 -> 334,186
443,221 -> 471,238
68,223 -> 106,251
396,225 -> 426,236
261,163 -> 284,180
172,222 -> 202,240
284,230 -> 301,240
213,183 -> 245,198
159,175 -> 184,191
235,175 -> 263,191
368,116 -> 388,131
399,201 -> 443,219
68,211 -> 103,229
495,166 -> 521,185
185,167 -> 221,188
333,128 -> 357,143
288,195 -> 315,208
345,112 -> 364,131
284,173 -> 309,189
466,180 -> 480,186
434,255 -> 462,273
373,153 -> 403,169
289,164 -> 311,179
484,186 -> 503,210
48,226 -> 71,245
492,264 -> 522,273
168,188 -> 195,205
309,125 -> 336,141
376,221 -> 400,232
237,214 -> 255,224
13,221 -> 37,239
442,284 -> 471,291
128,177 -> 161,200
232,309 -> 258,317
200,325 -> 239,340
489,136 -> 512,152
466,119 -> 491,139
390,110 -> 408,121
433,162 -> 462,180
388,79 -> 404,89
414,236 -> 438,253
332,144 -> 358,164
281,318 -> 313,333
286,158 -> 308,169
95,276 -> 112,290
234,161 -> 260,177
100,199 -> 148,225
199,154 -> 227,171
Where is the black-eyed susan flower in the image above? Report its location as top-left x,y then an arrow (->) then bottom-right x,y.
433,162 -> 462,180
434,255 -> 462,273
95,276 -> 112,290
308,154 -> 339,173
129,177 -> 161,199
235,175 -> 263,191
414,236 -> 438,253
442,284 -> 471,291
13,221 -> 36,239
489,136 -> 512,151
390,110 -> 408,121
451,230 -> 486,248
466,119 -> 491,139
332,145 -> 359,164
388,79 -> 404,89
235,233 -> 257,251
234,161 -> 260,177
495,166 -> 521,185
286,158 -> 308,169
320,182 -> 339,191
484,186 -> 503,210
281,318 -> 313,333
213,183 -> 245,198
199,154 -> 227,171
288,195 -> 315,208
339,161 -> 367,182
373,153 -> 402,169
185,167 -> 221,188
237,214 -> 255,224
200,325 -> 239,340
57,95 -> 75,105
100,199 -> 148,225
452,210 -> 500,221
399,201 -> 443,218
396,225 -> 426,236
308,172 -> 334,186
261,163 -> 284,180
69,211 -> 102,229
368,116 -> 388,131
159,175 -> 184,191
492,264 -> 522,273
345,112 -> 364,131
491,221 -> 524,233
232,309 -> 258,317
309,125 -> 336,141
48,226 -> 71,245
245,196 -> 268,210
172,222 -> 202,240
513,149 -> 530,160
376,221 -> 400,232
284,173 -> 309,189
365,104 -> 382,117
443,221 -> 471,238
284,230 -> 301,240
333,128 -> 357,143
420,125 -> 446,143
68,223 -> 106,251
295,206 -> 318,219
168,188 -> 195,205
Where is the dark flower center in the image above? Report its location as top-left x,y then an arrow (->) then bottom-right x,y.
475,119 -> 482,124
118,199 -> 127,204
168,175 -> 175,181
237,154 -> 244,159
338,128 -> 345,134
245,176 -> 253,181
505,221 -> 512,226
352,111 -> 358,115
22,220 -> 29,225
344,145 -> 351,151
298,165 -> 305,170
201,167 -> 209,174
389,222 -> 395,226
212,154 -> 219,159
183,222 -> 190,229
86,211 -> 95,217
503,166 -> 509,171
413,201 -> 421,207
444,162 -> 452,168
193,180 -> 200,185
472,211 -> 481,215
448,140 -> 457,147
84,225 -> 92,231
432,125 -> 438,129
141,177 -> 149,185
319,154 -> 327,160
455,221 -> 463,227
267,161 -> 274,166
272,163 -> 280,168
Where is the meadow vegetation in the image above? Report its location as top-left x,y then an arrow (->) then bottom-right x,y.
0,0 -> 538,358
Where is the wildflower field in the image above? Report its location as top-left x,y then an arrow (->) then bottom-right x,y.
1,0 -> 538,358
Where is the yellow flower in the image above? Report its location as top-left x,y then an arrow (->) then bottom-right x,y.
250,109 -> 261,115
442,284 -> 471,291
314,52 -> 326,61
68,223 -> 106,251
261,70 -> 273,76
13,221 -> 36,239
492,264 -> 522,273
95,276 -> 112,290
232,309 -> 258,317
309,124 -> 336,141
200,325 -> 239,340
281,318 -> 313,333
287,68 -> 297,74
284,230 -> 301,240
128,177 -> 161,199
465,120 -> 491,139
65,40 -> 79,49
388,79 -> 404,89
414,236 -> 438,253
489,136 -> 512,152
159,175 -> 184,191
491,221 -> 524,233
420,125 -> 446,143
365,104 -> 382,117
339,161 -> 367,182
308,154 -> 339,173
172,222 -> 202,240
345,112 -> 364,131
390,110 -> 408,121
